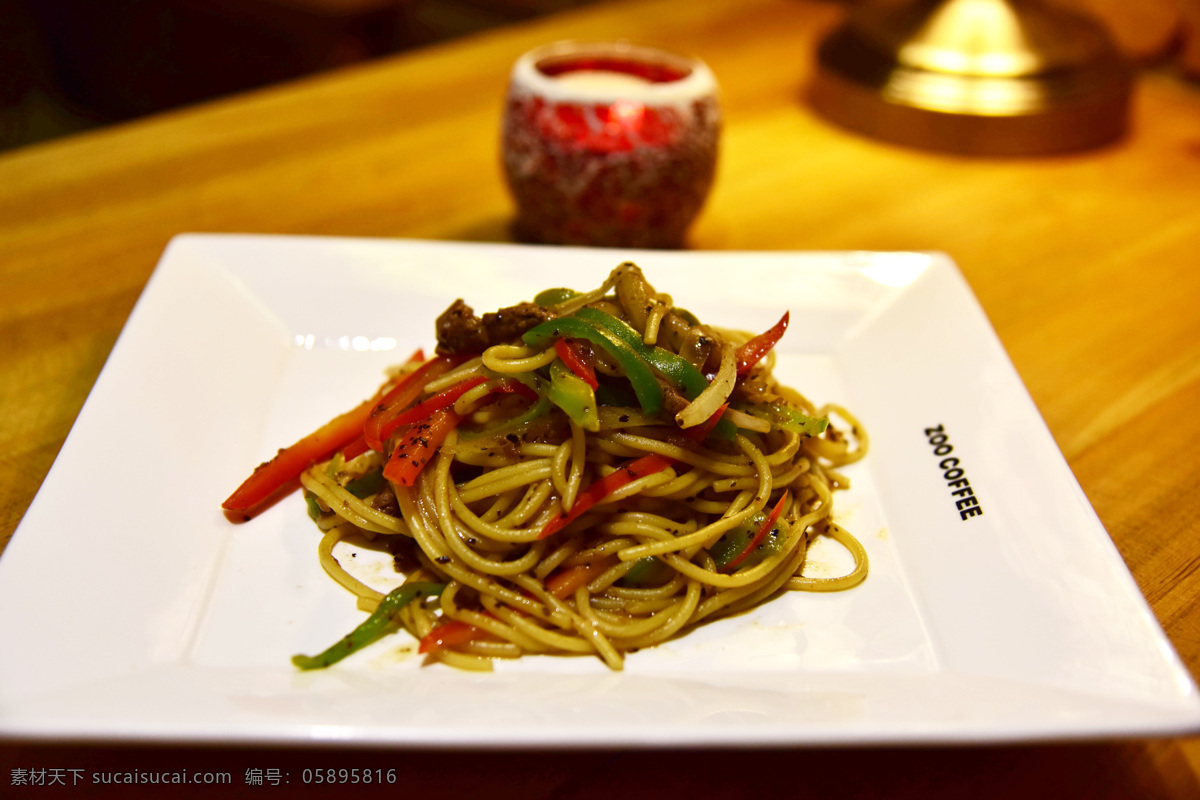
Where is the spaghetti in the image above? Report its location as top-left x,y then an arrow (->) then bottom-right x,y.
224,263 -> 868,671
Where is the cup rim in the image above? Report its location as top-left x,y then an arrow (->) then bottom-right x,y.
510,40 -> 717,105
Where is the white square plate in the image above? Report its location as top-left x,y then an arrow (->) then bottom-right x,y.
2,234 -> 1197,747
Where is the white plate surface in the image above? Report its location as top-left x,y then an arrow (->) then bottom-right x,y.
1,234 -> 1197,748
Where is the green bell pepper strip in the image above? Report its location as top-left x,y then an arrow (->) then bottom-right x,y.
523,316 -> 664,416
304,490 -> 323,521
534,287 -> 580,307
568,308 -> 739,440
547,360 -> 600,432
621,556 -> 673,587
525,311 -> 741,440
345,468 -> 386,499
594,382 -> 639,409
572,307 -> 709,398
291,581 -> 445,670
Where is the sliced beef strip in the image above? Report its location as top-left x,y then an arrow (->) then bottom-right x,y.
435,299 -> 555,355
481,302 -> 554,344
435,298 -> 488,354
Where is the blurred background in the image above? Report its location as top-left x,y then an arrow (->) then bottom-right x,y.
1,0 -> 1198,154
0,0 -> 603,151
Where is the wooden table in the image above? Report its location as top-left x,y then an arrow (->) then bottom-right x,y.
3,0 -> 1200,794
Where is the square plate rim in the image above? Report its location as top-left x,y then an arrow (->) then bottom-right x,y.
2,233 -> 1197,749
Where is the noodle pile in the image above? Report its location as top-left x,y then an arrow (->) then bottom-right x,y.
293,263 -> 866,671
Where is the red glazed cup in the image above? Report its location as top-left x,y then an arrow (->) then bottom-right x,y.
502,41 -> 720,249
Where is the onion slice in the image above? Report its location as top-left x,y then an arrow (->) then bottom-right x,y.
676,343 -> 736,429
720,405 -> 771,433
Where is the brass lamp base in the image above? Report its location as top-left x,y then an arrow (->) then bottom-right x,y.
808,0 -> 1133,156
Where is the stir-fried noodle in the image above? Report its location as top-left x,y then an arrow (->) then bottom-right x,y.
224,263 -> 867,671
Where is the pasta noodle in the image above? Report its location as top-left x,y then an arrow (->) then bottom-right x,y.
260,263 -> 868,670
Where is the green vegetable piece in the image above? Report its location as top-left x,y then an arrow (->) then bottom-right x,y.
291,581 -> 445,670
709,527 -> 752,569
460,393 -> 551,441
459,372 -> 551,441
594,383 -> 639,409
573,307 -> 709,398
304,490 -> 323,522
672,307 -> 700,327
324,453 -> 344,478
344,469 -> 386,499
737,403 -> 829,437
621,556 -> 673,587
533,287 -> 580,307
571,308 -> 740,443
523,316 -> 664,416
709,515 -> 786,570
547,360 -> 600,432
709,413 -> 739,441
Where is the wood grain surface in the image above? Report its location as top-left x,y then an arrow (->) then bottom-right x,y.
2,0 -> 1200,795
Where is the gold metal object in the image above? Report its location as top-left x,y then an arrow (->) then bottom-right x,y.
808,0 -> 1133,155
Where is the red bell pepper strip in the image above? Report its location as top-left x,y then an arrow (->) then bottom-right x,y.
223,394 -> 382,517
340,434 -> 370,462
382,407 -> 462,487
684,402 -> 730,443
375,376 -> 488,443
489,379 -> 540,401
554,338 -> 599,389
363,353 -> 463,452
545,556 -> 618,598
735,311 -> 789,375
418,619 -> 489,655
222,351 -> 427,517
524,315 -> 664,416
539,453 -> 676,539
721,490 -> 790,572
378,376 -> 538,445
